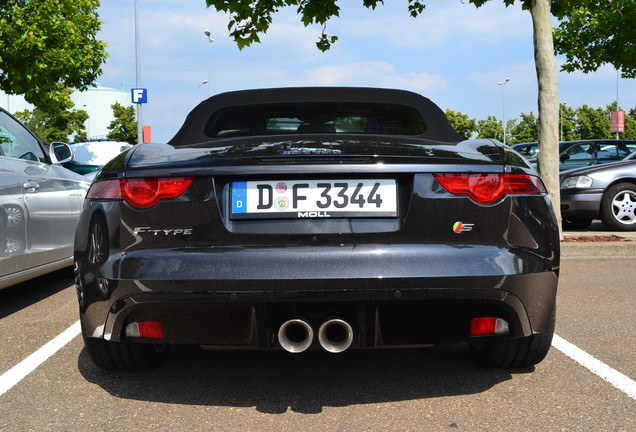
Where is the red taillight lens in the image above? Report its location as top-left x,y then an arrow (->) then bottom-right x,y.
126,321 -> 164,339
470,317 -> 510,336
434,173 -> 545,204
87,177 -> 193,208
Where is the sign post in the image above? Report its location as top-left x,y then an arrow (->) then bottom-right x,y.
131,88 -> 148,145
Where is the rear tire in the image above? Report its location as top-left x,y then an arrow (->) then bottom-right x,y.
470,305 -> 555,368
82,329 -> 168,372
600,183 -> 636,231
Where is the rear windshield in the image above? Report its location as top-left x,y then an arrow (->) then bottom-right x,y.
205,102 -> 427,138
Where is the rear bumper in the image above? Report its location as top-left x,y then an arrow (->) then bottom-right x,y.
79,269 -> 558,349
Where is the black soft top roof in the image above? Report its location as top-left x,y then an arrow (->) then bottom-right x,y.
168,87 -> 462,145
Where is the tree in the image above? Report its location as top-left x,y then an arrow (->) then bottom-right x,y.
13,87 -> 88,143
509,112 -> 538,144
206,0 -> 564,232
625,108 -> 636,140
476,116 -> 504,142
14,107 -> 88,144
107,103 -> 138,144
574,105 -> 611,140
553,1 -> 636,78
445,109 -> 477,140
559,104 -> 577,141
0,0 -> 107,111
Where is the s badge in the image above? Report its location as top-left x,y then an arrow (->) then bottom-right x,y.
453,222 -> 474,233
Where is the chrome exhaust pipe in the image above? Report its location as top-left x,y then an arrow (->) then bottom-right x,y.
277,318 -> 314,353
318,319 -> 354,353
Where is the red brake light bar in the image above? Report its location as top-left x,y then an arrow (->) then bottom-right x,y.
87,177 -> 194,209
434,173 -> 546,205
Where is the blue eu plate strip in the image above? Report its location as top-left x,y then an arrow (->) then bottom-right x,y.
231,181 -> 247,214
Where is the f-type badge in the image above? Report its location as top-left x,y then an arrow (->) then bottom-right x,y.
453,222 -> 474,234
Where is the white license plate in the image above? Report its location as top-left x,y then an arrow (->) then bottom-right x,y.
230,179 -> 397,219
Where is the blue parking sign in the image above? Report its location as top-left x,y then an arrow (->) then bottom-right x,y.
131,88 -> 148,104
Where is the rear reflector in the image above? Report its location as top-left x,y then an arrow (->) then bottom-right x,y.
434,173 -> 546,204
470,317 -> 510,336
126,321 -> 164,339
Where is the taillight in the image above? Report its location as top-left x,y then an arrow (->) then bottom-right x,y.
87,177 -> 193,209
434,173 -> 545,204
470,317 -> 510,336
126,321 -> 164,339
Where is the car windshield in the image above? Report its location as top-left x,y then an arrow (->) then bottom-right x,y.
71,142 -> 131,165
205,102 -> 427,138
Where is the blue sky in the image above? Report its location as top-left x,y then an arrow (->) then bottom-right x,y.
96,0 -> 636,143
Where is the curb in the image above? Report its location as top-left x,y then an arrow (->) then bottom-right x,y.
561,240 -> 636,258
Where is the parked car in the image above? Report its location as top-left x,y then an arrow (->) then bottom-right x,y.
511,142 -> 540,158
0,108 -> 90,289
75,87 -> 559,372
518,139 -> 636,171
560,150 -> 636,230
64,140 -> 132,178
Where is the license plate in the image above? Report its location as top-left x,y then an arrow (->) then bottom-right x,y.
230,179 -> 397,219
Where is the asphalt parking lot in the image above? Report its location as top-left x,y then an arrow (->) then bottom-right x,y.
0,230 -> 634,431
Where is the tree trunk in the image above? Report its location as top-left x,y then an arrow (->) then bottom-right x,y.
531,0 -> 562,238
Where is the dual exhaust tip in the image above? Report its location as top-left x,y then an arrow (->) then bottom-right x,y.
277,318 -> 353,354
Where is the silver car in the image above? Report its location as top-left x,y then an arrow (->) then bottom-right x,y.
560,150 -> 636,230
0,108 -> 90,289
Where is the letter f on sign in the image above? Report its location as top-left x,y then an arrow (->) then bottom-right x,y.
131,88 -> 148,104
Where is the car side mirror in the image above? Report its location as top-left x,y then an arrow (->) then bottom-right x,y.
49,142 -> 73,164
560,154 -> 570,162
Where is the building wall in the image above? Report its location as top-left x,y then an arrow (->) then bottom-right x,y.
0,85 -> 132,141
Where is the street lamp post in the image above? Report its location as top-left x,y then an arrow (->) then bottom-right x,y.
498,78 -> 511,146
560,102 -> 566,142
134,0 -> 143,145
615,68 -> 620,139
204,30 -> 214,96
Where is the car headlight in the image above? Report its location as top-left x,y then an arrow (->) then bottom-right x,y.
561,175 -> 593,189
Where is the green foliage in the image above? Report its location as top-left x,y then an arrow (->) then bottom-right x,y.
107,103 -> 137,144
14,106 -> 88,144
509,112 -> 538,144
204,0 -> 561,52
0,0 -> 107,111
207,0 -> 432,51
559,104 -> 577,141
624,109 -> 636,140
574,105 -> 611,140
445,109 -> 477,140
476,116 -> 503,142
553,0 -> 636,78
450,103 -> 636,144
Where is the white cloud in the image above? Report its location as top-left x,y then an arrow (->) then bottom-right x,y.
305,62 -> 395,85
304,62 -> 447,94
333,1 -> 531,50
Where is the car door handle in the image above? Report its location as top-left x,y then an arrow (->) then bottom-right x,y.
23,181 -> 40,192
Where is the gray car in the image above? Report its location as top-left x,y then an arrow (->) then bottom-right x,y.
560,150 -> 636,230
0,108 -> 90,289
516,139 -> 636,171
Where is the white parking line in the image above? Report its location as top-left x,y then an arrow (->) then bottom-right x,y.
0,320 -> 81,396
552,334 -> 636,399
1,323 -> 635,400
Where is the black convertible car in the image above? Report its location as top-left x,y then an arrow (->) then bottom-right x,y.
74,87 -> 560,371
